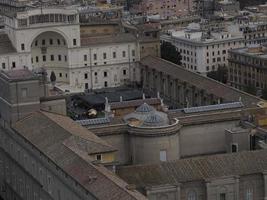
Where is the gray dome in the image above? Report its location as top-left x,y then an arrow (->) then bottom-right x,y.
135,103 -> 155,113
143,113 -> 165,127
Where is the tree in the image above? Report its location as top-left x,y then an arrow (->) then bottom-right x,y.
50,71 -> 56,89
262,88 -> 267,100
161,41 -> 182,65
244,83 -> 257,96
207,65 -> 228,84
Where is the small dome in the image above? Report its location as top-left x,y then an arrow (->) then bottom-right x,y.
143,113 -> 165,127
136,103 -> 155,113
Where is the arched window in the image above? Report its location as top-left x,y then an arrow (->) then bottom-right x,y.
187,190 -> 197,200
246,187 -> 253,200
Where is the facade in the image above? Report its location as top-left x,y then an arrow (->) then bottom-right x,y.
228,45 -> 267,94
0,7 -> 141,92
161,23 -> 244,74
130,0 -> 194,19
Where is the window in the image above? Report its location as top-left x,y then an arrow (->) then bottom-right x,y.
57,39 -> 61,45
50,55 -> 54,61
220,193 -> 226,200
122,51 -> 126,57
65,55 -> 67,61
58,55 -> 61,61
245,188 -> 253,200
1,63 -> 5,69
35,40 -> 38,46
85,83 -> 89,89
84,55 -> 87,61
113,52 -> 116,58
103,53 -> 107,59
42,39 -> 46,46
73,39 -> 77,46
12,62 -> 16,68
123,69 -> 127,75
59,73 -> 62,77
132,50 -> 135,56
43,55 -> 46,62
187,190 -> 197,200
96,154 -> 102,161
231,144 -> 238,153
84,73 -> 88,79
104,81 -> 108,87
21,88 -> 28,98
21,43 -> 25,51
49,39 -> 53,45
159,150 -> 167,161
94,54 -> 97,60
104,71 -> 107,77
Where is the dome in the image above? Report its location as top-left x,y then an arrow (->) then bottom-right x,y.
135,103 -> 155,113
142,113 -> 165,127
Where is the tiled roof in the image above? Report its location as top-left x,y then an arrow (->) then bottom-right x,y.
81,33 -> 136,46
140,56 -> 262,108
13,111 -> 147,200
117,150 -> 267,188
0,69 -> 38,82
0,33 -> 16,55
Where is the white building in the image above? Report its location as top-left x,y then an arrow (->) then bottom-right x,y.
0,7 -> 140,92
162,23 -> 244,75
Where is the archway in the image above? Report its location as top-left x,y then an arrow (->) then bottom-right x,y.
30,31 -> 69,83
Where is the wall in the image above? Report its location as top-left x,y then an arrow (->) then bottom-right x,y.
180,120 -> 239,158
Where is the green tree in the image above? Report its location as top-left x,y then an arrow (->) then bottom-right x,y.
262,88 -> 267,100
161,41 -> 182,65
207,65 -> 228,84
244,83 -> 257,96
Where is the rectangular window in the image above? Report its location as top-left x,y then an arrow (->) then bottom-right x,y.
42,39 -> 46,46
123,69 -> 127,75
160,150 -> 167,162
73,39 -> 77,46
21,88 -> 28,98
12,62 -> 16,68
49,39 -> 53,45
36,56 -> 39,63
43,55 -> 46,62
35,40 -> 38,46
104,71 -> 107,77
58,55 -> 61,61
103,53 -> 107,59
84,55 -> 87,61
122,51 -> 126,57
231,144 -> 238,153
50,55 -> 54,61
64,55 -> 67,61
85,83 -> 89,89
84,73 -> 88,79
96,154 -> 102,161
132,50 -> 135,56
21,43 -> 25,51
113,52 -> 116,58
57,39 -> 61,45
59,73 -> 62,77
94,54 -> 97,60
1,63 -> 5,69
220,193 -> 226,200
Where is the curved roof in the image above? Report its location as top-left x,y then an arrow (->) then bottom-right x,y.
143,113 -> 165,127
136,103 -> 155,113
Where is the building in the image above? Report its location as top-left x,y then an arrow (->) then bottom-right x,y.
228,45 -> 267,94
117,149 -> 267,200
129,0 -> 194,19
0,69 -> 147,200
161,23 -> 244,74
0,6 -> 141,92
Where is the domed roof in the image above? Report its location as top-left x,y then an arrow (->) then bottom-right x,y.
135,103 -> 155,113
143,113 -> 165,127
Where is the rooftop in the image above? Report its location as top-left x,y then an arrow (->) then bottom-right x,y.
0,69 -> 39,82
12,111 -> 147,200
0,33 -> 16,55
140,56 -> 262,108
117,149 -> 267,187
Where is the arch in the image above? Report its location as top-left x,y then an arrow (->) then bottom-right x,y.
28,28 -> 71,50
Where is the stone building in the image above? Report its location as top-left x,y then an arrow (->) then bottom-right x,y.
118,149 -> 267,200
161,23 -> 244,74
0,69 -> 147,200
228,45 -> 267,94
